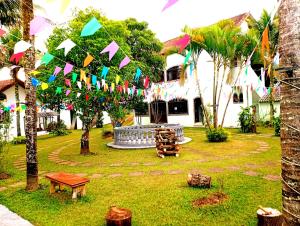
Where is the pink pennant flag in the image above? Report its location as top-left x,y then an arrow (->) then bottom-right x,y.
172,34 -> 190,53
66,89 -> 71,96
119,56 -> 130,69
54,66 -> 62,75
64,63 -> 73,75
100,41 -> 119,61
66,103 -> 73,110
65,79 -> 71,87
0,29 -> 6,37
162,0 -> 179,12
30,16 -> 50,35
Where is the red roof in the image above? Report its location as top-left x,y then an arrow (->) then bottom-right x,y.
0,79 -> 25,92
259,85 -> 280,103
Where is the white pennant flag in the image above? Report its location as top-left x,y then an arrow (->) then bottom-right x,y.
77,92 -> 81,98
77,81 -> 82,90
14,40 -> 32,54
56,39 -> 76,56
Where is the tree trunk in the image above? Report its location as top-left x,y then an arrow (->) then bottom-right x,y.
212,55 -> 218,129
269,65 -> 275,123
57,108 -> 61,123
12,67 -> 21,136
80,126 -> 90,155
279,0 -> 300,225
22,0 -> 38,191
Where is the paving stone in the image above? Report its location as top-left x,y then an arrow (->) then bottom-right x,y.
74,173 -> 88,177
110,163 -> 124,167
108,173 -> 122,178
244,163 -> 260,169
9,182 -> 25,188
150,170 -> 164,176
161,161 -> 171,166
189,169 -> 202,174
226,166 -> 241,171
128,172 -> 144,177
0,187 -> 7,192
168,170 -> 184,175
196,159 -> 207,163
0,204 -> 33,226
129,162 -> 140,166
263,175 -> 281,181
207,168 -> 224,173
143,162 -> 156,166
68,162 -> 79,166
90,174 -> 103,179
250,151 -> 261,154
243,171 -> 259,176
82,163 -> 93,167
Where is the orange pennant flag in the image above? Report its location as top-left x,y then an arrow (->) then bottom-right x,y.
86,77 -> 91,85
80,70 -> 86,82
261,27 -> 270,61
83,54 -> 94,67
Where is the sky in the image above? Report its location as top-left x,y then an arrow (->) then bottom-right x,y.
33,0 -> 278,51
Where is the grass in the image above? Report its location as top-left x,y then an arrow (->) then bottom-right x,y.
0,126 -> 281,226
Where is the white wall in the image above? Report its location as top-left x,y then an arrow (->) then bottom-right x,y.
258,102 -> 280,121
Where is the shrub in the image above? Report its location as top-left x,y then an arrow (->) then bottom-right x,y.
206,127 -> 228,142
11,136 -> 26,145
102,130 -> 113,139
238,106 -> 256,133
273,116 -> 281,136
48,121 -> 71,136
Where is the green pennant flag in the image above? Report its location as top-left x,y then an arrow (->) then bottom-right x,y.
267,87 -> 271,94
41,53 -> 54,65
21,105 -> 27,110
184,50 -> 192,65
56,87 -> 62,94
72,73 -> 78,83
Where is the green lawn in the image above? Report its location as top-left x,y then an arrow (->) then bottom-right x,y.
0,127 -> 281,226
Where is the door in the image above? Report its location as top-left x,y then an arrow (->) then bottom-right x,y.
150,100 -> 167,124
194,98 -> 204,123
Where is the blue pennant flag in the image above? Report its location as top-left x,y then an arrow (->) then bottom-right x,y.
101,66 -> 109,79
135,68 -> 142,82
48,75 -> 56,83
190,63 -> 194,76
81,17 -> 102,37
92,75 -> 97,86
31,78 -> 40,87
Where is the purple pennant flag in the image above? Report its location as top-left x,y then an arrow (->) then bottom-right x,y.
30,16 -> 50,35
66,90 -> 71,96
162,0 -> 179,12
54,66 -> 62,76
64,63 -> 73,75
100,41 -> 119,61
119,56 -> 131,69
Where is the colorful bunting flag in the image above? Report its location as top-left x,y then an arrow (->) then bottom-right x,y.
92,75 -> 97,86
30,70 -> 41,75
64,63 -> 73,75
162,0 -> 179,12
97,81 -> 101,90
115,75 -> 120,85
190,63 -> 194,76
31,78 -> 40,87
119,56 -> 131,69
41,82 -> 49,90
14,40 -> 31,54
144,76 -> 150,88
81,17 -> 102,37
80,70 -> 86,82
66,90 -> 71,96
48,75 -> 56,83
172,34 -> 190,53
83,54 -> 94,67
30,16 -> 50,35
135,68 -> 142,82
101,66 -> 109,79
72,73 -> 78,83
184,50 -> 192,65
56,87 -> 62,94
10,52 -> 24,64
85,94 -> 89,101
53,66 -> 62,75
77,93 -> 81,98
60,0 -> 71,13
65,79 -> 71,87
41,53 -> 54,65
77,81 -> 82,89
124,80 -> 129,91
56,39 -> 76,56
100,41 -> 119,61
0,29 -> 6,37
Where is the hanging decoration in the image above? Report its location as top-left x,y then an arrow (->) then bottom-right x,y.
100,41 -> 119,61
56,39 -> 76,56
80,17 -> 102,37
14,40 -> 31,54
162,0 -> 179,12
30,16 -> 50,35
119,56 -> 131,69
83,54 -> 94,67
64,63 -> 73,75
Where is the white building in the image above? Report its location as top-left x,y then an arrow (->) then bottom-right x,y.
257,85 -> 280,121
134,13 -> 264,128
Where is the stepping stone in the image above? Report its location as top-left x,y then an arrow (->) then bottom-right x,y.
168,170 -> 183,175
227,166 -> 241,171
150,170 -> 164,176
68,162 -> 79,167
110,163 -> 123,167
129,162 -> 140,166
161,162 -> 171,166
90,174 -> 103,179
263,175 -> 281,181
264,161 -> 279,167
74,173 -> 88,177
0,187 -> 7,192
208,168 -> 224,173
82,163 -> 93,167
0,204 -> 33,226
9,182 -> 25,188
196,159 -> 206,163
108,173 -> 122,178
250,151 -> 260,154
128,172 -> 144,177
189,169 -> 202,174
244,163 -> 260,169
243,171 -> 259,176
143,162 -> 156,166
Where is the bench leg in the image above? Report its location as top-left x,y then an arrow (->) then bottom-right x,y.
58,184 -> 64,191
50,181 -> 56,194
80,185 -> 86,196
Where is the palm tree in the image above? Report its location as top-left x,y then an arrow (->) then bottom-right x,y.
279,0 -> 300,225
0,0 -> 20,26
21,0 -> 38,191
248,10 -> 279,123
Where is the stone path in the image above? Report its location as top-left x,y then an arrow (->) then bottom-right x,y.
0,205 -> 33,226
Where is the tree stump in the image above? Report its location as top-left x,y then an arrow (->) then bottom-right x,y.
257,207 -> 283,226
106,206 -> 132,226
187,173 -> 211,188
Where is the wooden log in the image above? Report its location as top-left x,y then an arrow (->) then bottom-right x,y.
187,174 -> 211,188
257,208 -> 283,226
106,206 -> 132,226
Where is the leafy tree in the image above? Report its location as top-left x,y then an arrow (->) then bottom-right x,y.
38,9 -> 164,154
0,0 -> 20,26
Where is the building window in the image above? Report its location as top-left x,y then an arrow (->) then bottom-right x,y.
134,102 -> 149,116
168,99 -> 188,114
166,66 -> 181,81
233,86 -> 243,103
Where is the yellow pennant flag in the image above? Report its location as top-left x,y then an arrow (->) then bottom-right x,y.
41,82 -> 49,90
111,83 -> 115,91
83,54 -> 94,67
30,70 -> 40,75
86,77 -> 91,85
115,75 -> 120,85
80,70 -> 86,82
104,84 -> 108,92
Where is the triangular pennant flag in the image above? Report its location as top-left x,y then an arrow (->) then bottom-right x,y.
190,63 -> 194,76
53,66 -> 62,76
124,80 -> 129,91
97,81 -> 101,90
10,52 -> 24,64
66,103 -> 73,110
172,34 -> 190,53
48,75 -> 56,83
111,83 -> 115,92
81,17 -> 102,37
21,105 -> 27,110
77,93 -> 81,98
64,63 -> 73,75
0,29 -> 6,37
135,68 -> 142,82
56,39 -> 76,56
56,87 -> 62,94
85,94 -> 89,101
41,82 -> 49,90
80,70 -> 86,82
87,83 -> 91,90
65,79 -> 71,87
100,41 -> 119,61
116,75 -> 120,85
101,66 -> 109,79
144,76 -> 150,88
30,70 -> 41,75
86,77 -> 91,85
41,53 -> 54,65
30,16 -> 50,35
162,0 -> 179,12
83,54 -> 94,67
77,81 -> 82,89
184,50 -> 192,65
14,40 -> 31,54
101,79 -> 106,87
31,78 -> 40,87
66,90 -> 71,96
72,73 -> 78,83
92,75 -> 97,86
119,56 -> 131,69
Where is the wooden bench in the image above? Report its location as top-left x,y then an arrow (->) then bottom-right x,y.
45,172 -> 90,199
